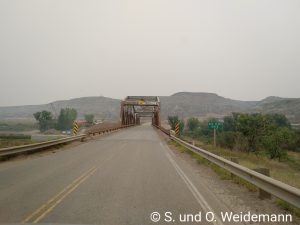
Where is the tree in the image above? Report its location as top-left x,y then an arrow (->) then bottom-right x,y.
218,131 -> 236,150
223,113 -> 240,132
196,118 -> 218,137
168,115 -> 180,130
84,114 -> 94,125
237,113 -> 272,153
33,111 -> 54,132
57,108 -> 77,131
292,130 -> 300,152
262,127 -> 295,160
269,114 -> 291,128
168,115 -> 184,134
187,117 -> 200,132
179,120 -> 185,134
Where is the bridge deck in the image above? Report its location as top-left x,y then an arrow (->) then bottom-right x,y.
0,124 -> 241,225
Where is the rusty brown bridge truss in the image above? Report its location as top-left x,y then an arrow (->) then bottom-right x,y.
120,96 -> 160,126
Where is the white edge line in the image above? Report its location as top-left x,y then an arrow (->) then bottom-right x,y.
160,142 -> 223,225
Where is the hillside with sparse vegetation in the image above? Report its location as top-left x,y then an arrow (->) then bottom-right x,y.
0,92 -> 299,125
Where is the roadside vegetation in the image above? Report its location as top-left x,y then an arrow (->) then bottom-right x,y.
33,108 -> 96,133
0,134 -> 34,148
168,140 -> 300,218
0,121 -> 37,148
84,114 -> 94,126
168,113 -> 300,187
34,108 -> 78,132
168,115 -> 184,133
168,113 -> 300,215
0,120 -> 38,132
0,109 -> 96,148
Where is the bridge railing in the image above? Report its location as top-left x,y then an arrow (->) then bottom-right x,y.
0,124 -> 135,160
152,124 -> 170,135
86,123 -> 134,136
154,125 -> 300,208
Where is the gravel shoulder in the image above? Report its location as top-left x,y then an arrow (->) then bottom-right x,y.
157,131 -> 299,225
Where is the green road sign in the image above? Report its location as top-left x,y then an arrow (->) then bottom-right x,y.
208,121 -> 222,129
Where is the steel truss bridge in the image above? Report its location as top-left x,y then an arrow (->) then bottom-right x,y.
120,96 -> 161,126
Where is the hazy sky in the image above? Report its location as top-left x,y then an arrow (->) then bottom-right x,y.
0,0 -> 300,106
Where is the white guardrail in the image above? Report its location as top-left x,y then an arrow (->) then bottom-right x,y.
155,126 -> 300,208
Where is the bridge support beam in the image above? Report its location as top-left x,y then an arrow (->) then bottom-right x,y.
120,96 -> 160,126
121,103 -> 136,126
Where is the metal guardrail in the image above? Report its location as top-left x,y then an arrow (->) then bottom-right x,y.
153,124 -> 170,135
0,124 -> 135,159
155,125 -> 300,208
0,134 -> 86,158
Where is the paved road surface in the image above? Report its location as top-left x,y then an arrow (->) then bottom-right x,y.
0,124 -> 241,225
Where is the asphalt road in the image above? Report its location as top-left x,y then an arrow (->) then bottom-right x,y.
0,124 -> 242,225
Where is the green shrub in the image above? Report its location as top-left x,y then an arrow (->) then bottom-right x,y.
233,132 -> 249,152
262,127 -> 295,160
218,131 -> 236,150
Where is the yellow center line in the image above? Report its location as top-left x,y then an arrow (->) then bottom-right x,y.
32,168 -> 97,223
22,142 -> 126,224
22,166 -> 96,223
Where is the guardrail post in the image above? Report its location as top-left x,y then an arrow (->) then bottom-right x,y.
80,137 -> 86,142
230,157 -> 239,179
168,134 -> 300,207
254,168 -> 271,200
192,140 -> 195,146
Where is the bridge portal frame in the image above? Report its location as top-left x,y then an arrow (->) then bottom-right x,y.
120,96 -> 160,126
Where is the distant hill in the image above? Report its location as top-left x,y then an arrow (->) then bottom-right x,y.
0,92 -> 299,124
256,96 -> 285,105
159,92 -> 257,119
253,98 -> 300,124
0,96 -> 120,121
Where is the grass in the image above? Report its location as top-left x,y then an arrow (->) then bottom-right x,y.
182,135 -> 300,190
0,132 -> 33,148
168,140 -> 257,191
276,199 -> 300,218
0,120 -> 37,132
0,139 -> 34,148
168,137 -> 300,218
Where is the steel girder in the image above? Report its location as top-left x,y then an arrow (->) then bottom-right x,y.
120,96 -> 160,126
